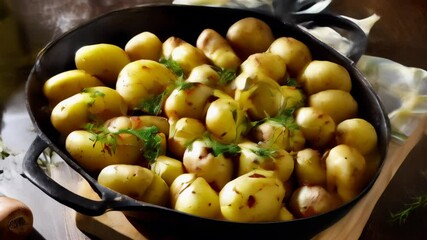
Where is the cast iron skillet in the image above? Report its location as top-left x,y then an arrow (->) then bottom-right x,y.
23,4 -> 390,240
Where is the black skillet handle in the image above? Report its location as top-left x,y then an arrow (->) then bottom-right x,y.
287,12 -> 368,62
22,136 -> 141,215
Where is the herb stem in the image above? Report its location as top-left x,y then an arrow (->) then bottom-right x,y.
390,194 -> 427,224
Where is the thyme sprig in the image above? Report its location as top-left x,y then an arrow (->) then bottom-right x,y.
85,123 -> 162,164
390,195 -> 427,224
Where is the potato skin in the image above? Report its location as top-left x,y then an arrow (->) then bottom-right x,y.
295,107 -> 336,149
116,59 -> 177,110
43,69 -> 104,106
336,118 -> 378,155
289,185 -> 340,218
151,155 -> 185,186
66,130 -> 143,172
164,83 -> 214,122
325,144 -> 367,202
168,117 -> 206,158
162,36 -> 209,75
171,174 -> 221,219
294,148 -> 326,186
125,31 -> 162,61
226,17 -> 275,60
298,60 -> 352,95
268,37 -> 312,77
239,52 -> 287,85
50,86 -> 128,135
97,164 -> 169,205
308,89 -> 358,124
75,43 -> 130,86
219,169 -> 285,222
196,28 -> 241,70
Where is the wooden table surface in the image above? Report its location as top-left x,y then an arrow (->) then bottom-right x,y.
0,0 -> 426,239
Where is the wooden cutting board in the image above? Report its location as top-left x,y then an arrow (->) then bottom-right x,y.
75,117 -> 427,240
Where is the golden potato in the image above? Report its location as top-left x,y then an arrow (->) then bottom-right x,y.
139,173 -> 170,206
116,59 -> 177,110
226,17 -> 275,60
50,94 -> 91,135
280,85 -> 305,110
219,169 -> 285,222
205,97 -> 248,144
164,83 -> 214,122
325,144 -> 367,202
186,64 -> 221,88
43,69 -> 104,106
268,37 -> 312,77
75,43 -> 130,86
162,36 -> 209,75
239,52 -> 287,85
51,86 -> 128,135
168,117 -> 206,158
183,139 -> 234,190
125,31 -> 163,61
162,36 -> 184,59
234,72 -> 284,120
171,174 -> 220,219
294,148 -> 326,186
237,141 -> 294,183
250,119 -> 306,152
298,60 -> 351,95
308,89 -> 358,124
289,185 -> 341,218
196,28 -> 241,70
336,118 -> 378,155
66,130 -> 143,172
295,107 -> 336,149
151,155 -> 185,186
97,164 -> 169,206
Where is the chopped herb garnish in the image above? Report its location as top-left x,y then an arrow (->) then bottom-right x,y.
286,78 -> 299,87
251,107 -> 299,130
81,88 -> 106,107
250,147 -> 276,158
160,58 -> 184,77
137,75 -> 193,115
203,135 -> 241,157
140,91 -> 167,115
85,123 -> 161,164
217,68 -> 236,85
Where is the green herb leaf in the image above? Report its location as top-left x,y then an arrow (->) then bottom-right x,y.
269,107 -> 299,130
117,126 -> 161,164
217,68 -> 236,85
390,195 -> 427,224
204,135 -> 241,157
160,58 -> 184,77
250,147 -> 276,158
85,123 -> 162,164
82,88 -> 106,106
286,78 -> 298,87
0,137 -> 10,160
139,91 -> 167,115
137,75 -> 192,115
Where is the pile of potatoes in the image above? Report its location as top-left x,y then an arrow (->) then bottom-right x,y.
43,17 -> 379,222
